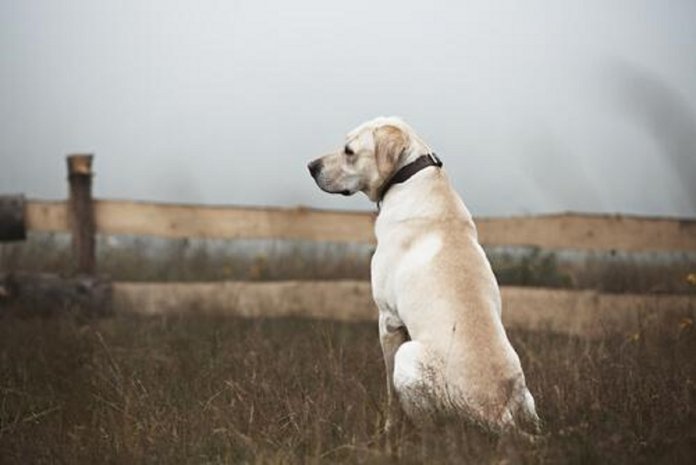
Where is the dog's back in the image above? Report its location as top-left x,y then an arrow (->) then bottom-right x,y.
376,170 -> 539,432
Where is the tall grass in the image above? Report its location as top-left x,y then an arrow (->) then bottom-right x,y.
1,313 -> 695,464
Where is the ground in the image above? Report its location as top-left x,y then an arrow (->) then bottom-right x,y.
1,313 -> 695,464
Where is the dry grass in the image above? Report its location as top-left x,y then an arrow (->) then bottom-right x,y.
1,312 -> 695,464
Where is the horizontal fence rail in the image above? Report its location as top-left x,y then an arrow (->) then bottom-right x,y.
26,200 -> 376,244
112,280 -> 696,337
25,199 -> 696,252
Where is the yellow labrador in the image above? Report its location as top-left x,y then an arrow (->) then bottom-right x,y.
308,116 -> 540,433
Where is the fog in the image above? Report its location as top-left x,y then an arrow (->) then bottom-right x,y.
1,0 -> 695,217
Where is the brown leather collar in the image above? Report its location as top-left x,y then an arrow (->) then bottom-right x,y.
377,153 -> 443,208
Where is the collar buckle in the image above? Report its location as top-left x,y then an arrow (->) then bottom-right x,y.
427,152 -> 442,167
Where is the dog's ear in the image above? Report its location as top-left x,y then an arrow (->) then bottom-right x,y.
374,125 -> 408,177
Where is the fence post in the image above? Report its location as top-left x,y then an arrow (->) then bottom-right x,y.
0,195 -> 26,242
67,154 -> 96,275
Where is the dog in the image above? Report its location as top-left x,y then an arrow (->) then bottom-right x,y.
308,116 -> 540,434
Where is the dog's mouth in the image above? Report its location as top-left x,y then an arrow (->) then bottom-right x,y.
316,184 -> 355,196
308,165 -> 358,197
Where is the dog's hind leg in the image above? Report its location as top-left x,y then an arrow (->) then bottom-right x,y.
393,341 -> 440,420
514,387 -> 541,434
500,382 -> 541,436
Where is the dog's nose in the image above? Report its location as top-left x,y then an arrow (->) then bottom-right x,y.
307,159 -> 323,178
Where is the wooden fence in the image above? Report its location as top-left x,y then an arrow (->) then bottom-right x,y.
1,154 -> 695,335
20,199 -> 696,252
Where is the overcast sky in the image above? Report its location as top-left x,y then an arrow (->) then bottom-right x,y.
1,0 -> 695,217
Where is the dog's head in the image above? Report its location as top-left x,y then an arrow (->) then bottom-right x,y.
308,116 -> 419,202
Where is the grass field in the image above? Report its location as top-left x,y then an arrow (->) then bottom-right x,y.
1,313 -> 695,464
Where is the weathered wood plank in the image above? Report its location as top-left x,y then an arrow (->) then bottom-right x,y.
499,286 -> 695,336
112,281 -> 696,337
113,280 -> 375,321
95,200 -> 377,244
25,200 -> 67,231
477,214 -> 696,252
26,200 -> 377,244
0,195 -> 26,242
25,199 -> 696,251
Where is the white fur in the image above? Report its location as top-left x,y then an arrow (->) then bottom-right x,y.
309,116 -> 540,434
399,233 -> 442,269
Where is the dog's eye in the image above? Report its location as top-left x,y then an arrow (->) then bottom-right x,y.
344,145 -> 355,156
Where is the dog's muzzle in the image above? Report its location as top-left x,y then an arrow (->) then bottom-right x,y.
307,159 -> 322,179
308,159 -> 353,195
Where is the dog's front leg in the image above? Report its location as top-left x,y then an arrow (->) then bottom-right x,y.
378,311 -> 409,433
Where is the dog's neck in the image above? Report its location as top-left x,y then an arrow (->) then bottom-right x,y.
377,153 -> 442,207
369,139 -> 431,201
373,137 -> 474,234
375,164 -> 474,234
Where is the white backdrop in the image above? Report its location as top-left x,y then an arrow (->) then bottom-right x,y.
2,0 -> 695,216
